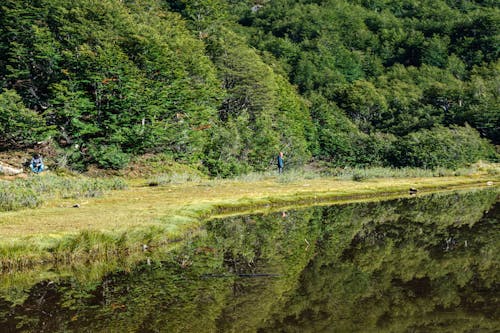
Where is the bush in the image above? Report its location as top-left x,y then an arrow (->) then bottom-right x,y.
202,157 -> 251,178
89,144 -> 131,170
389,125 -> 496,169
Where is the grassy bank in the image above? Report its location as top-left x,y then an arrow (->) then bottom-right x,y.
0,165 -> 499,271
0,174 -> 127,211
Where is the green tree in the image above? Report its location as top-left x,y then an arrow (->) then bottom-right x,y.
458,61 -> 500,144
334,80 -> 388,133
0,89 -> 49,148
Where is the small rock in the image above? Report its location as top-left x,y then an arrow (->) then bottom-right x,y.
486,181 -> 493,186
251,4 -> 263,12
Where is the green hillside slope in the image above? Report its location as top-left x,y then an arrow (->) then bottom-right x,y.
0,0 -> 498,175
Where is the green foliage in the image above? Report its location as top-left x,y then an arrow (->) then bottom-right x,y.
88,144 -> 131,170
200,27 -> 312,175
390,125 -> 496,169
1,0 -> 222,168
0,0 -> 498,173
239,0 -> 498,168
0,89 -> 50,148
456,60 -> 500,144
309,93 -> 394,166
334,80 -> 388,133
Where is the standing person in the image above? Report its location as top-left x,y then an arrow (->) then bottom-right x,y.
30,153 -> 44,174
277,151 -> 284,174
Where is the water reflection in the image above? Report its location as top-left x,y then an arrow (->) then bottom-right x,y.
0,189 -> 498,332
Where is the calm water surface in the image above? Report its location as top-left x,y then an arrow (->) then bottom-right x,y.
0,188 -> 498,332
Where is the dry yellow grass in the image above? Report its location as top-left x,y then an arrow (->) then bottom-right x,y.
1,173 -> 497,242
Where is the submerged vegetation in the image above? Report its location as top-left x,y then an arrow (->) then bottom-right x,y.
0,0 -> 498,175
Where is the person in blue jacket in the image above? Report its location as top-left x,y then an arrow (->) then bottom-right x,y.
30,153 -> 44,173
277,151 -> 284,174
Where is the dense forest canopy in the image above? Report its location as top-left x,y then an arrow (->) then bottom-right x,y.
0,0 -> 498,174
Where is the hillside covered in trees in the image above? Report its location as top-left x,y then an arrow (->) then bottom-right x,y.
0,0 -> 498,175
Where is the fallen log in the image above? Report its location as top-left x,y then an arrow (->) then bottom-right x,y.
0,162 -> 24,175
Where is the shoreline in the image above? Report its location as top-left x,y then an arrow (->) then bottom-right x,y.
209,180 -> 498,219
1,173 -> 498,271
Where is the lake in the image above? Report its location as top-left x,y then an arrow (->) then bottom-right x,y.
0,188 -> 498,332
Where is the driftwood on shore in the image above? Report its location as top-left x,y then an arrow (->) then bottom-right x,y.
0,162 -> 24,175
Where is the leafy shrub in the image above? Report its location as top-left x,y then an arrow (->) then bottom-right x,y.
202,157 -> 251,178
389,125 -> 496,169
352,172 -> 366,181
89,144 -> 131,170
65,149 -> 88,172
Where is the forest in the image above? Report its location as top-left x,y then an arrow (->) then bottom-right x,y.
0,0 -> 498,176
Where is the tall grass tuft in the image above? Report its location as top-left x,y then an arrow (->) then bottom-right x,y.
147,172 -> 202,186
276,168 -> 321,183
233,171 -> 274,182
0,175 -> 127,212
331,166 -> 478,181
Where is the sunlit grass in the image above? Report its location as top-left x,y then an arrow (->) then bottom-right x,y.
0,222 -> 202,272
219,162 -> 498,183
146,172 -> 203,186
331,166 -> 479,181
0,174 -> 127,212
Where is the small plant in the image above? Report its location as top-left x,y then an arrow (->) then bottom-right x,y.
352,172 -> 366,181
89,144 -> 131,170
146,172 -> 202,186
487,168 -> 500,176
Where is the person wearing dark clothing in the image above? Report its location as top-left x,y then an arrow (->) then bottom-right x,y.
30,154 -> 44,173
277,151 -> 284,174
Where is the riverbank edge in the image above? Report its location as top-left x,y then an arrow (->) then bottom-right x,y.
209,179 -> 498,219
1,174 -> 498,272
